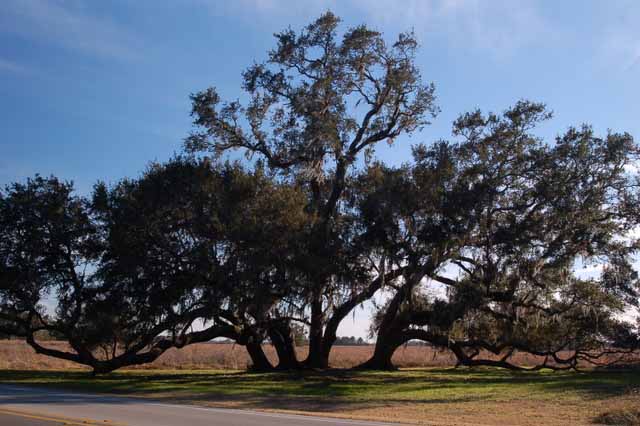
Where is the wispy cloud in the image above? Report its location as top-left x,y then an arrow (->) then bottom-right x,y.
199,0 -> 335,22
202,0 -> 556,56
603,30 -> 640,72
595,1 -> 640,73
0,58 -> 30,74
0,0 -> 141,61
202,0 -> 639,67
355,0 -> 556,54
440,0 -> 556,53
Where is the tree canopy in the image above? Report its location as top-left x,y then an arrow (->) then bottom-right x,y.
0,160 -> 307,373
185,10 -> 438,369
358,102 -> 640,369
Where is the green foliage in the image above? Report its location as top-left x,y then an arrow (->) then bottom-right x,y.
185,11 -> 440,369
0,159 -> 308,373
361,101 -> 640,370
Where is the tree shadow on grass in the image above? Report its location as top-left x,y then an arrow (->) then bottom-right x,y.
0,367 -> 637,412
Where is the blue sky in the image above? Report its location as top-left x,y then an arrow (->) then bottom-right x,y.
1,0 -> 639,337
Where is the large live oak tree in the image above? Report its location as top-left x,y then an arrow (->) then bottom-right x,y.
1,13 -> 638,375
358,102 -> 640,370
0,175 -> 202,374
94,158 -> 308,372
185,12 -> 438,368
0,159 -> 307,373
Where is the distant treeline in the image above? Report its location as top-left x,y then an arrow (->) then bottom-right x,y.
212,336 -> 370,346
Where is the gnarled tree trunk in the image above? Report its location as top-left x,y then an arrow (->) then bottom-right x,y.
303,292 -> 328,369
268,321 -> 301,370
357,332 -> 405,370
245,341 -> 274,371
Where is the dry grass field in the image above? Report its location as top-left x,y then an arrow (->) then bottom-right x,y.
0,339 -> 457,370
0,339 -> 594,370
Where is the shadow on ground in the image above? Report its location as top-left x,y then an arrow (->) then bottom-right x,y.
0,367 -> 638,414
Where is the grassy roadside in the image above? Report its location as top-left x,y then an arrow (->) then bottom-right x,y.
1,368 -> 639,425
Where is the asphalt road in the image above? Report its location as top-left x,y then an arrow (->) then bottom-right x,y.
0,412 -> 64,426
0,384 -> 395,426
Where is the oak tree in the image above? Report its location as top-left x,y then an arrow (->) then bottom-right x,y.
185,12 -> 437,368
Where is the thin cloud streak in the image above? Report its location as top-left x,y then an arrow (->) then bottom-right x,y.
595,0 -> 640,73
351,0 -> 555,52
0,58 -> 30,74
601,29 -> 640,72
0,0 -> 142,61
202,0 -> 557,56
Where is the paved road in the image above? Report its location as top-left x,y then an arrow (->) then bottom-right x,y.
0,412 -> 63,426
0,385 -> 396,426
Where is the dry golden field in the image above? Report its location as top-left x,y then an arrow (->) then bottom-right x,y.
2,339 -> 630,371
0,340 -> 457,370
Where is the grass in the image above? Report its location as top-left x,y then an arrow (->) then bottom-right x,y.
1,367 -> 639,425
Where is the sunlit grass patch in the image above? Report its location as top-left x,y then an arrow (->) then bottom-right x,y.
0,367 -> 637,403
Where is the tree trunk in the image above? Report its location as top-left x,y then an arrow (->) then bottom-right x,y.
357,330 -> 405,370
315,311 -> 342,369
245,341 -> 274,371
304,292 -> 327,369
309,268 -> 404,370
268,322 -> 300,370
356,282 -> 414,371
